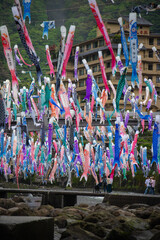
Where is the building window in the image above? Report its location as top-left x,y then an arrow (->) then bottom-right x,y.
80,94 -> 86,103
156,76 -> 160,83
99,39 -> 104,47
148,50 -> 153,58
93,41 -> 98,48
157,64 -> 160,70
149,38 -> 154,45
106,62 -> 110,68
126,75 -> 131,81
157,38 -> 160,46
107,74 -> 110,80
92,65 -> 97,73
120,94 -> 123,100
148,64 -> 153,70
86,55 -> 91,62
79,80 -> 84,87
80,46 -> 84,52
92,54 -> 98,61
98,76 -> 103,83
79,69 -> 84,76
86,43 -> 91,50
140,26 -> 143,29
97,64 -> 101,72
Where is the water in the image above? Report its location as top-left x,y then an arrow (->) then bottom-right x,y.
77,195 -> 104,206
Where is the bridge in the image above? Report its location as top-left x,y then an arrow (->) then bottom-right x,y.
5,113 -> 156,133
0,188 -> 160,208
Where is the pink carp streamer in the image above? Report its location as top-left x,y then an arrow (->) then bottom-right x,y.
80,143 -> 90,182
58,81 -> 72,125
14,44 -> 34,67
0,25 -> 19,105
46,45 -> 55,78
62,25 -> 75,79
88,0 -> 116,74
98,51 -> 110,92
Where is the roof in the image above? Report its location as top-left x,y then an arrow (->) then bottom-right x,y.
150,32 -> 160,37
74,44 -> 118,58
104,16 -> 153,26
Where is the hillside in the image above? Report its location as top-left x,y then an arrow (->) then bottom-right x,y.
0,0 -> 160,87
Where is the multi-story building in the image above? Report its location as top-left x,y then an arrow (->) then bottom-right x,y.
51,16 -> 160,113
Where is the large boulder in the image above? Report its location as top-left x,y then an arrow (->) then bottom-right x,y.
12,195 -> 25,203
150,232 -> 160,240
55,216 -> 67,228
0,206 -> 8,215
149,214 -> 160,228
62,207 -> 84,220
61,223 -> 102,240
34,205 -> 54,217
106,229 -> 136,240
8,206 -> 35,216
80,221 -> 107,238
0,198 -> 16,209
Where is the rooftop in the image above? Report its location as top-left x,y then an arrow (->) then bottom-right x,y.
104,16 -> 153,26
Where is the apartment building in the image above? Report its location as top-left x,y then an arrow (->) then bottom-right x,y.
51,16 -> 160,113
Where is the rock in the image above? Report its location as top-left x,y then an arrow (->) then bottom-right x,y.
39,204 -> 54,212
16,202 -> 29,208
150,232 -> 160,240
134,209 -> 152,219
131,230 -> 154,240
78,203 -> 89,208
80,221 -> 107,238
34,208 -> 50,216
62,207 -> 84,220
8,206 -> 35,216
12,195 -> 25,203
55,216 -> 67,228
0,206 -> 8,215
61,224 -> 102,240
0,198 -> 16,209
50,208 -> 62,217
84,215 -> 99,223
149,214 -> 160,228
106,229 -> 136,240
154,225 -> 160,230
121,216 -> 149,231
127,203 -> 149,209
34,204 -> 55,217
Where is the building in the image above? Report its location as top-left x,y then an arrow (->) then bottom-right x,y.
51,16 -> 160,113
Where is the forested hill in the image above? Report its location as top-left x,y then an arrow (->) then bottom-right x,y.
0,0 -> 160,86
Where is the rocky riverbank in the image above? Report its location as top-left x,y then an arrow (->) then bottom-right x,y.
0,196 -> 160,240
